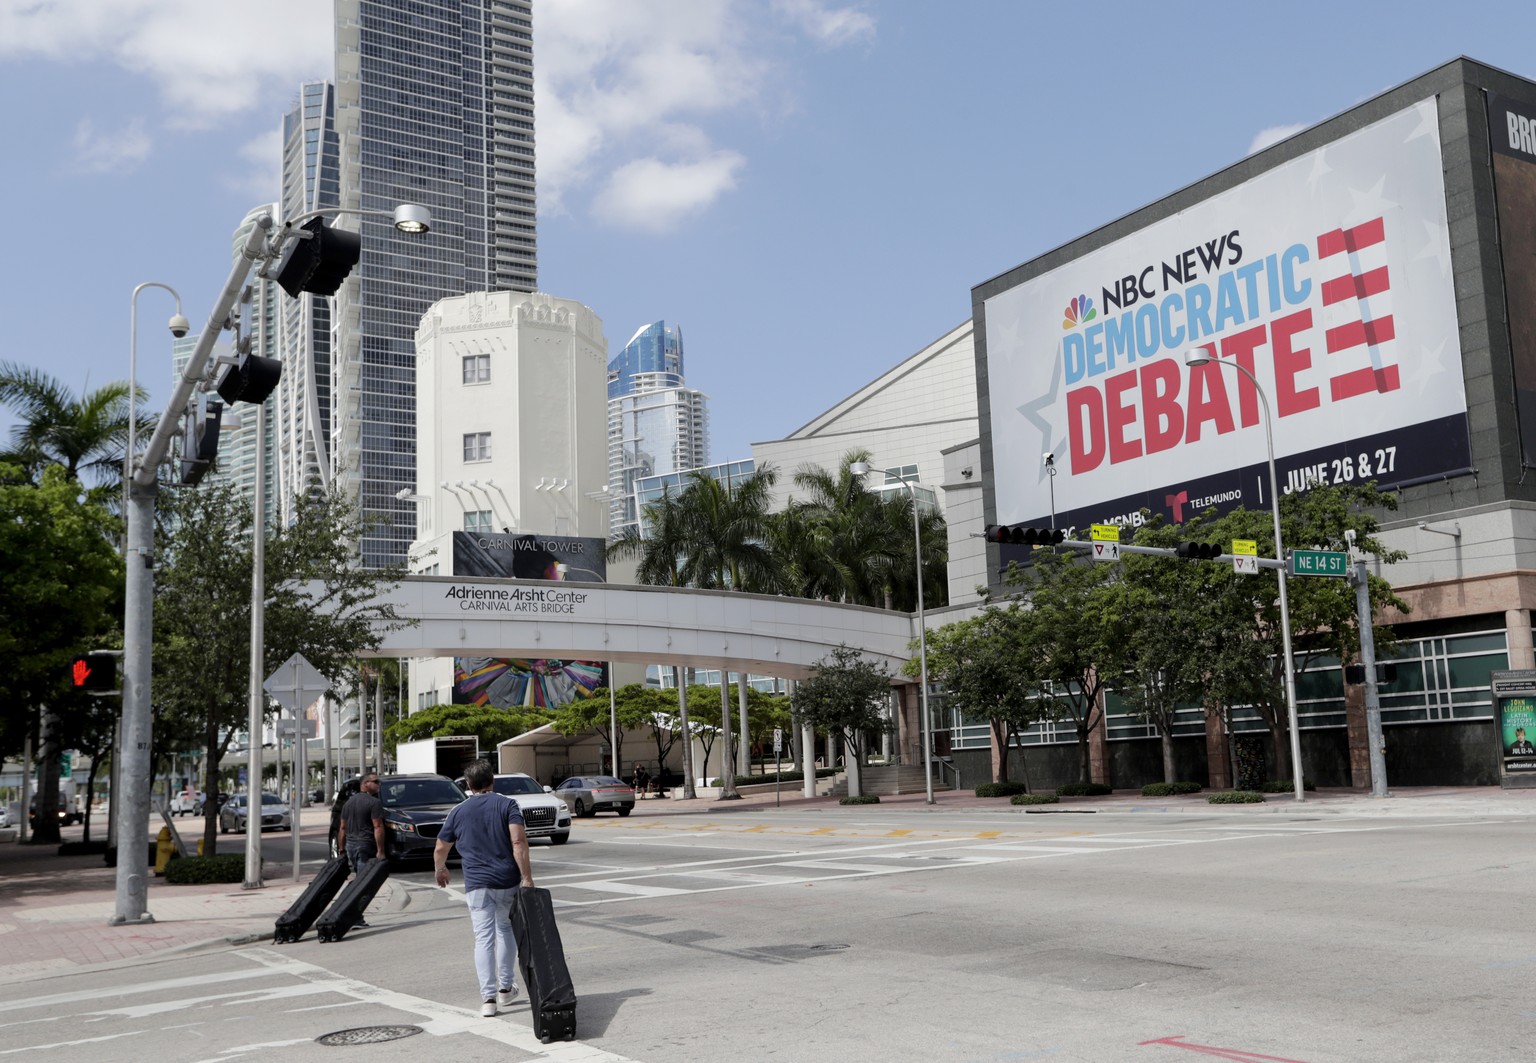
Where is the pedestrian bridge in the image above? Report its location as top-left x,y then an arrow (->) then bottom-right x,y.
363,575 -> 918,678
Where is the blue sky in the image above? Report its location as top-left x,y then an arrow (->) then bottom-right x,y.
3,0 -> 1536,462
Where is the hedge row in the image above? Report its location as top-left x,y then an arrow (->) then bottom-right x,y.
1258,779 -> 1317,793
839,795 -> 881,805
974,782 -> 1028,798
1140,781 -> 1203,797
164,854 -> 249,884
1056,782 -> 1113,797
1207,791 -> 1267,804
1010,793 -> 1059,806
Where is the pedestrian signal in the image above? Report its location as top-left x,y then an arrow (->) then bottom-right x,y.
984,525 -> 1065,546
1174,541 -> 1223,561
69,653 -> 117,692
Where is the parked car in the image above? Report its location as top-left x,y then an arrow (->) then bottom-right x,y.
0,805 -> 11,828
453,772 -> 571,845
219,793 -> 292,833
328,773 -> 466,866
553,775 -> 635,818
169,790 -> 203,816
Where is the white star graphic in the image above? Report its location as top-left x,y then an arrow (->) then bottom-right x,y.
1345,176 -> 1399,227
1414,218 -> 1452,277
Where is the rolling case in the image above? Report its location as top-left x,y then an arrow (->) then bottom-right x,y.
273,855 -> 350,943
315,857 -> 390,942
510,886 -> 577,1042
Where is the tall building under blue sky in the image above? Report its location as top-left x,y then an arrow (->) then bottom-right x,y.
607,320 -> 685,399
332,0 -> 537,567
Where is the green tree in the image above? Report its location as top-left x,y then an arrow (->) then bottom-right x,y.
792,644 -> 894,798
383,703 -> 548,757
1004,547 -> 1121,785
0,465 -> 123,843
154,481 -> 414,855
919,605 -> 1053,787
549,684 -> 652,776
1198,483 -> 1408,784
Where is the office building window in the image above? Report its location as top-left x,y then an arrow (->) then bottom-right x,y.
464,431 -> 492,462
464,510 -> 493,533
462,354 -> 490,384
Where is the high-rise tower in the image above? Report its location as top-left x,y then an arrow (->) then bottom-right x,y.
332,0 -> 537,567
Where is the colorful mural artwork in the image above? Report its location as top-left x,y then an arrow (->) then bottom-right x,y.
455,657 -> 606,709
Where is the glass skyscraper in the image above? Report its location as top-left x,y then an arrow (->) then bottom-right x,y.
275,80 -> 341,520
607,320 -> 685,399
333,0 -> 537,567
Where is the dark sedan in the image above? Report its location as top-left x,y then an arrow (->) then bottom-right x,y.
329,773 -> 466,866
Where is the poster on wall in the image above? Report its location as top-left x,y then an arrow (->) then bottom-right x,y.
450,532 -> 608,710
1491,669 -> 1536,786
1486,93 -> 1536,468
981,98 -> 1470,544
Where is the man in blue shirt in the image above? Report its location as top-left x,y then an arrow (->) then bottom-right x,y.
435,759 -> 536,1018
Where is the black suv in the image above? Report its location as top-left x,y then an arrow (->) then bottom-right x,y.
329,773 -> 466,866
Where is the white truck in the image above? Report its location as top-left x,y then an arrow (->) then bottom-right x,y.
395,735 -> 480,779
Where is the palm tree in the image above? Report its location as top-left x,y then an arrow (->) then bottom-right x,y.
0,362 -> 145,491
789,449 -> 897,606
607,486 -> 698,797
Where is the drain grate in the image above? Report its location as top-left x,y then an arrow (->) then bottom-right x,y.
316,1025 -> 425,1047
809,943 -> 851,951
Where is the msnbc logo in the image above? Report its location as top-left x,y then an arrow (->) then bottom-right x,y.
1062,294 -> 1096,330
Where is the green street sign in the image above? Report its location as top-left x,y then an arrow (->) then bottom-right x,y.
1289,549 -> 1349,577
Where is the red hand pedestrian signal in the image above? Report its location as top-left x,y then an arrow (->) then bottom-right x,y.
69,653 -> 117,692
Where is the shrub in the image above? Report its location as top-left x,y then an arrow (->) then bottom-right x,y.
1056,782 -> 1112,797
1010,792 -> 1060,806
1259,778 -> 1317,793
1140,781 -> 1203,797
164,854 -> 250,884
1208,790 -> 1267,804
839,795 -> 881,805
975,782 -> 1028,798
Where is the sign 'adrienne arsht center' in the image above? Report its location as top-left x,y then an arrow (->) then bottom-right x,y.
364,575 -> 917,681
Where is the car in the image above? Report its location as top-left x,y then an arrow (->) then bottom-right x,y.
328,773 -> 466,866
194,791 -> 229,816
219,793 -> 293,833
553,775 -> 636,818
454,772 -> 571,845
29,795 -> 78,828
169,790 -> 203,816
0,805 -> 10,829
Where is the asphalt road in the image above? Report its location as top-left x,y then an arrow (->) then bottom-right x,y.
3,805 -> 1531,1062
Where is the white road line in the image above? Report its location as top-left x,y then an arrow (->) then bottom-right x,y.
239,948 -> 647,1063
0,967 -> 289,1014
558,881 -> 688,897
0,1029 -> 149,1055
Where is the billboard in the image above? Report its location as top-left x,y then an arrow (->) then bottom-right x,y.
982,99 -> 1469,535
1486,93 -> 1536,468
450,532 -> 608,709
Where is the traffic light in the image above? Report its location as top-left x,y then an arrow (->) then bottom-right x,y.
179,396 -> 224,485
215,352 -> 282,406
69,653 -> 117,692
1174,541 -> 1223,561
1345,663 -> 1398,685
985,524 -> 1066,546
274,216 -> 362,298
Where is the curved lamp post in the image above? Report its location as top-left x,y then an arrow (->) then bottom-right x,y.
1183,349 -> 1304,803
850,460 -> 935,805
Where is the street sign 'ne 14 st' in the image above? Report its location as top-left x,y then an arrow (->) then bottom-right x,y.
1289,550 -> 1349,577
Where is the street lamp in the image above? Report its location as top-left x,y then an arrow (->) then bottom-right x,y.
849,460 -> 935,805
112,204 -> 432,924
1183,348 -> 1304,803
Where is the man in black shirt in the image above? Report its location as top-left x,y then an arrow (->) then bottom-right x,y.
336,772 -> 385,873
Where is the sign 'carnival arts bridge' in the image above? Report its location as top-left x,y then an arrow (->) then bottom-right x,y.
353,575 -> 918,679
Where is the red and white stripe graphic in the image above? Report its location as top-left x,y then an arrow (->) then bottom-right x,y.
1315,216 -> 1399,400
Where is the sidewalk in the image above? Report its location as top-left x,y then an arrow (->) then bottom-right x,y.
2,784 -> 1532,985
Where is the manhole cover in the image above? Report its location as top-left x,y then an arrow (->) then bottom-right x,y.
809,943 -> 850,951
316,1025 -> 425,1046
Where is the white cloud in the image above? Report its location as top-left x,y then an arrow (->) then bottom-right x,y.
0,0 -> 331,126
71,116 -> 150,173
773,0 -> 875,47
224,128 -> 283,204
1248,123 -> 1308,155
593,152 -> 746,232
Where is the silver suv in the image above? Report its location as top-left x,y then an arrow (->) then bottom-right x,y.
455,772 -> 571,845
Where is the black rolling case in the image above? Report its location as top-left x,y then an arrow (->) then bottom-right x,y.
273,855 -> 350,943
510,887 -> 577,1042
316,858 -> 389,942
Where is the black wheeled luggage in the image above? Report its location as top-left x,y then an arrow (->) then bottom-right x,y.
510,886 -> 577,1042
316,857 -> 389,942
273,855 -> 350,943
